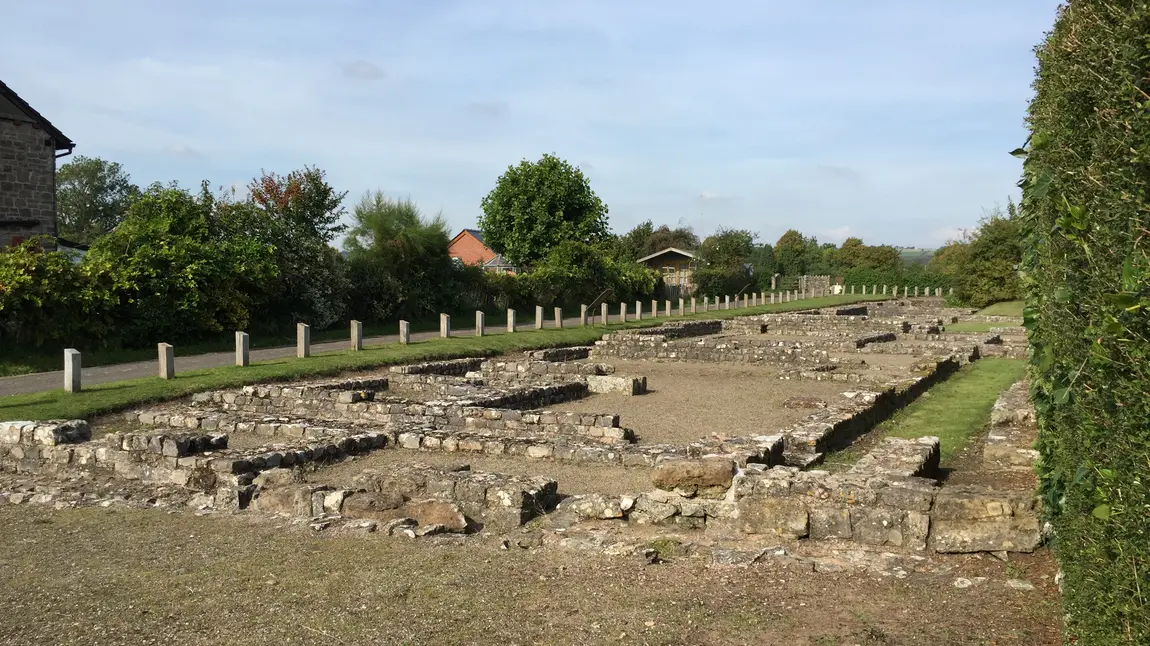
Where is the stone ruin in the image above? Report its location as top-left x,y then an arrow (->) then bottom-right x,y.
0,297 -> 1040,573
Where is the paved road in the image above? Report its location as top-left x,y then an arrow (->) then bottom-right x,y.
0,308 -> 690,397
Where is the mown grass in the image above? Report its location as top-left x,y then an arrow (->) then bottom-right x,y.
944,321 -> 999,334
976,300 -> 1025,317
0,294 -> 881,421
0,311 -> 514,378
822,358 -> 1027,470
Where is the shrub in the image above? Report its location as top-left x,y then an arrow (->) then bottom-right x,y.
1021,3 -> 1150,643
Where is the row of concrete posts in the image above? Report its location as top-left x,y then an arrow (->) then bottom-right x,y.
62,283 -> 950,392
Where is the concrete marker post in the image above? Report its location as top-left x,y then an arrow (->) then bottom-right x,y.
440,313 -> 451,338
475,310 -> 485,336
553,307 -> 563,328
235,332 -> 250,367
158,343 -> 175,379
399,320 -> 411,344
296,323 -> 310,358
64,348 -> 81,392
350,320 -> 363,351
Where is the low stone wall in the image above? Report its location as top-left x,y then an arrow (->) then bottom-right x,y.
176,381 -> 592,425
854,332 -> 898,348
592,335 -> 841,365
984,380 -> 1039,470
253,464 -> 559,532
480,359 -> 613,378
0,420 -> 91,446
849,437 -> 940,478
389,358 -> 485,376
526,347 -> 593,362
561,453 -> 1042,554
393,425 -> 785,469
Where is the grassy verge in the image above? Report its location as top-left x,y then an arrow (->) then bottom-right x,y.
0,311 -> 515,377
976,301 -> 1024,317
944,321 -> 1000,334
821,358 -> 1027,470
0,294 -> 881,421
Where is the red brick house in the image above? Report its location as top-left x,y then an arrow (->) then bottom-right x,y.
0,79 -> 75,248
448,228 -> 516,273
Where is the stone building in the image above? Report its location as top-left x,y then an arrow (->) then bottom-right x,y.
0,79 -> 74,248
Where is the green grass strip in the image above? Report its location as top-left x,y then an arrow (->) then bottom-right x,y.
943,321 -> 1000,334
0,294 -> 882,421
974,300 -> 1024,317
823,357 -> 1027,470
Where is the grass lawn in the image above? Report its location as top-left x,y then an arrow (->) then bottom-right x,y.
0,311 -> 515,378
822,357 -> 1027,470
0,294 -> 882,422
944,321 -> 999,334
976,300 -> 1024,317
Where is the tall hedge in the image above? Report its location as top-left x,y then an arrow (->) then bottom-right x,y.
1022,2 -> 1150,643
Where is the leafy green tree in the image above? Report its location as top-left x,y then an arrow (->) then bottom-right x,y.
694,228 -> 755,296
748,243 -> 776,287
55,155 -> 140,243
526,240 -> 656,307
342,191 -> 454,321
247,167 -> 349,329
829,237 -> 903,273
950,203 -> 1022,307
0,237 -> 123,347
86,182 -> 277,343
774,229 -> 810,276
478,153 -> 609,268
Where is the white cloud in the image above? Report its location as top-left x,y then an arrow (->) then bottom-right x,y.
339,60 -> 385,81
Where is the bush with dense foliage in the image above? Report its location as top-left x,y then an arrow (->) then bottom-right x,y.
478,153 -> 609,269
1021,2 -> 1150,643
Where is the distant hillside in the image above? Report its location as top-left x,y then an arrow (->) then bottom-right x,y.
897,247 -> 936,265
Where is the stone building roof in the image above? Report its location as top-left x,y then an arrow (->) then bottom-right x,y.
0,79 -> 75,152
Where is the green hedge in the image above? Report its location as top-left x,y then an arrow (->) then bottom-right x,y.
1022,3 -> 1150,643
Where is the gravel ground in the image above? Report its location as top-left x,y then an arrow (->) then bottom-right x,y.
549,361 -> 853,444
309,449 -> 653,496
0,505 -> 1062,646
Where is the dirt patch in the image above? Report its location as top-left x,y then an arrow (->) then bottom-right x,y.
549,361 -> 855,444
308,449 -> 652,496
0,506 -> 1061,646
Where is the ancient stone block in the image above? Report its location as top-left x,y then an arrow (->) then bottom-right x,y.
404,499 -> 468,532
560,494 -> 624,519
254,484 -> 331,517
810,505 -> 852,539
651,458 -> 735,498
736,497 -> 809,538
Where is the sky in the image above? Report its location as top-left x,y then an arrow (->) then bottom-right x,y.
2,0 -> 1063,248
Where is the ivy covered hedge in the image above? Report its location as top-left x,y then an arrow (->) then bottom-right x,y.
1022,2 -> 1150,643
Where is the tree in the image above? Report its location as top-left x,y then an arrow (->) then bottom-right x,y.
246,167 -> 349,329
85,181 -> 277,343
829,237 -> 903,273
950,202 -> 1021,307
748,244 -> 776,287
55,155 -> 140,243
478,153 -> 609,268
342,191 -> 454,321
698,227 -> 754,270
644,224 -> 699,257
774,229 -> 809,276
